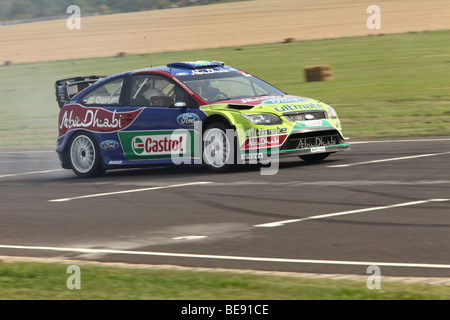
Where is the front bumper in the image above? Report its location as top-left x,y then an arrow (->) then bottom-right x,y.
240,142 -> 350,161
239,126 -> 350,161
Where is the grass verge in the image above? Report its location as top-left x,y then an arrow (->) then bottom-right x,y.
0,261 -> 448,300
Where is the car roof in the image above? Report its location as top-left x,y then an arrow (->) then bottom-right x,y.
130,60 -> 238,76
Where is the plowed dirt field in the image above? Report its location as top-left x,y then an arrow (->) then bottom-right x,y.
1,0 -> 449,64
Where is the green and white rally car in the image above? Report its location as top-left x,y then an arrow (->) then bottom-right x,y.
55,60 -> 350,177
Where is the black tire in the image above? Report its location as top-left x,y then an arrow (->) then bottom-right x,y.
68,132 -> 104,178
202,122 -> 236,173
299,152 -> 331,163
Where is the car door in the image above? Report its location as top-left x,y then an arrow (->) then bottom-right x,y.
74,74 -> 146,166
117,73 -> 203,163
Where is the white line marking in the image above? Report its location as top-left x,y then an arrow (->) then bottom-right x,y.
0,244 -> 448,269
254,199 -> 450,228
173,236 -> 208,240
48,181 -> 213,202
0,169 -> 64,178
328,151 -> 450,168
0,150 -> 55,154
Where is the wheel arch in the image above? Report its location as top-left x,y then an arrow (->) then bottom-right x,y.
61,130 -> 95,154
202,114 -> 235,131
57,130 -> 79,169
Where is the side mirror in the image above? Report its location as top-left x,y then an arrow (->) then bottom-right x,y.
172,102 -> 187,108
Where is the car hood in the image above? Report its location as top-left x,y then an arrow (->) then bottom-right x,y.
207,95 -> 331,115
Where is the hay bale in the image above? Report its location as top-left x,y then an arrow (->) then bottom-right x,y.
304,65 -> 333,82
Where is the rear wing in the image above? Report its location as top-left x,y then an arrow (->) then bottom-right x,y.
55,76 -> 105,108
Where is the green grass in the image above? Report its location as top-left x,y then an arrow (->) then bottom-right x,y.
0,30 -> 449,149
0,261 -> 448,300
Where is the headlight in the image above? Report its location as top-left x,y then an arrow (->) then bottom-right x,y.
328,106 -> 338,119
241,113 -> 282,125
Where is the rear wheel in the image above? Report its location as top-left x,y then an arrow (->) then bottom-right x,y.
203,122 -> 235,172
299,152 -> 331,163
68,132 -> 104,178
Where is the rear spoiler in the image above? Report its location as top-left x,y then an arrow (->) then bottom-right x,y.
55,76 -> 105,108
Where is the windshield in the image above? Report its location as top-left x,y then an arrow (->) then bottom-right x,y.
178,71 -> 285,102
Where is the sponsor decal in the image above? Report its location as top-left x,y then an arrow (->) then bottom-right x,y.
100,140 -> 119,151
274,103 -> 326,112
119,130 -> 197,161
245,127 -> 288,138
305,120 -> 323,127
239,95 -> 281,104
175,67 -> 231,76
241,127 -> 288,150
131,134 -> 187,156
177,113 -> 200,126
192,67 -> 230,75
292,119 -> 333,131
241,134 -> 288,150
108,160 -> 123,165
297,135 -> 339,149
262,97 -> 309,104
58,105 -> 143,136
84,95 -> 119,105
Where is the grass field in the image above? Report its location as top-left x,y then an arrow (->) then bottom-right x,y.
1,30 -> 450,150
0,261 -> 448,300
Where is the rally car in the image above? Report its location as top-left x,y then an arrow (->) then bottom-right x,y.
55,60 -> 350,177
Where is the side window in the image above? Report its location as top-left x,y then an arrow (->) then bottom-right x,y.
82,77 -> 123,106
130,75 -> 198,107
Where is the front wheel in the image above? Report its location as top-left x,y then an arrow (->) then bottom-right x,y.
202,122 -> 236,173
299,152 -> 331,163
68,132 -> 104,178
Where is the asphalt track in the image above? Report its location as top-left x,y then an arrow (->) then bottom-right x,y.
0,137 -> 449,279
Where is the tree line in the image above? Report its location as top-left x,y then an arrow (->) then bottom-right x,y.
0,0 -> 241,21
